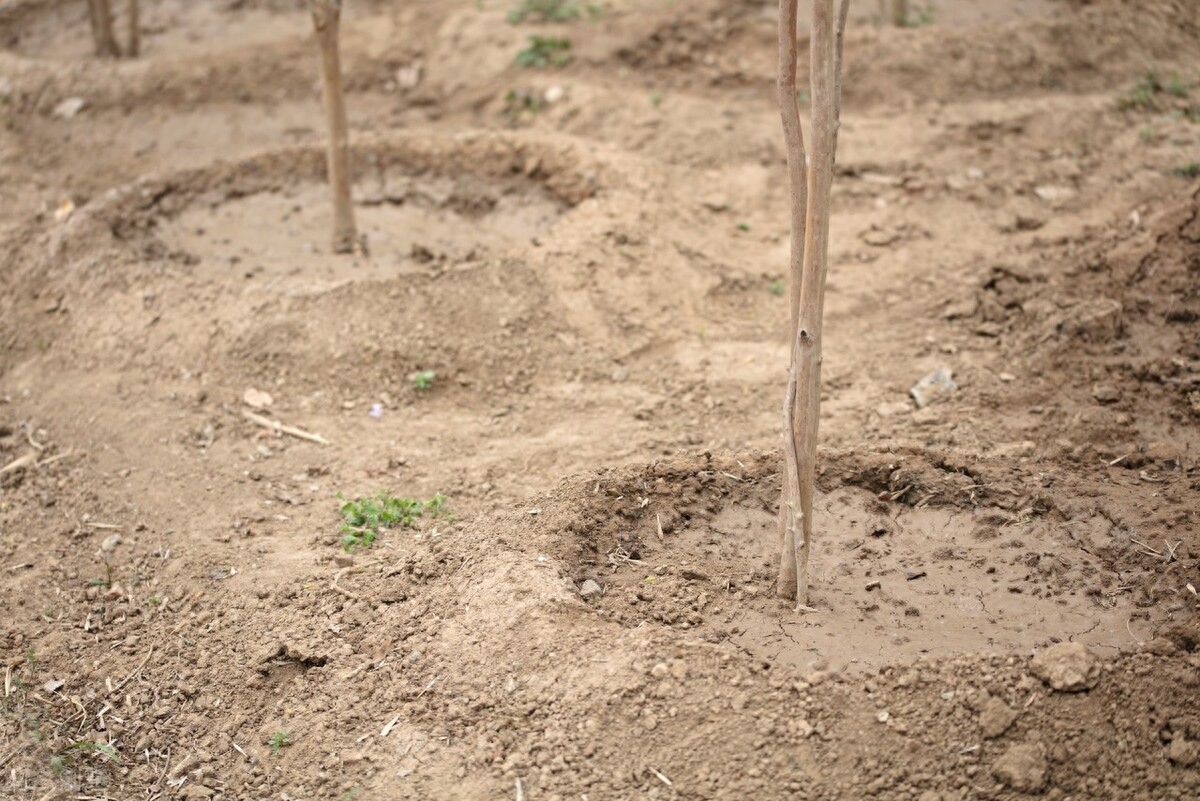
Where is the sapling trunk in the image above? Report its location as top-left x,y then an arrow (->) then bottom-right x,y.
87,0 -> 121,58
776,0 -> 849,607
127,0 -> 140,58
309,0 -> 360,255
892,0 -> 908,26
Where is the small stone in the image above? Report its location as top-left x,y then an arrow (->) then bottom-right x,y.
543,84 -> 565,104
579,579 -> 604,599
876,400 -> 912,417
52,97 -> 86,119
103,584 -> 125,601
992,743 -> 1048,793
1168,738 -> 1200,767
669,660 -> 688,680
910,368 -> 957,408
1033,185 -> 1075,203
795,719 -> 814,738
611,366 -> 630,383
650,662 -> 670,679
876,710 -> 890,723
242,388 -> 273,409
979,696 -> 1019,739
396,63 -> 422,89
100,534 -> 122,552
1031,642 -> 1100,692
1091,384 -> 1120,404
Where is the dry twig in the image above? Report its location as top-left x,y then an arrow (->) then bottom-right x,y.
243,410 -> 330,445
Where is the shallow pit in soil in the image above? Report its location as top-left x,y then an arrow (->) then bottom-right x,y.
573,482 -> 1131,675
161,176 -> 565,294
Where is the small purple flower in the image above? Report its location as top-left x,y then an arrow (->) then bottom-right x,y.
369,403 -> 384,420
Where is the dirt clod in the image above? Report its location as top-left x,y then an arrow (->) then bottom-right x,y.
992,742 -> 1049,793
1031,642 -> 1101,692
979,696 -> 1020,739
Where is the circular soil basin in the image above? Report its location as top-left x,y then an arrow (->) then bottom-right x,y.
161,167 -> 566,295
562,452 -> 1131,675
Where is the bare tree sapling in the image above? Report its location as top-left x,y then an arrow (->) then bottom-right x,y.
309,0 -> 361,254
87,0 -> 121,58
127,0 -> 140,58
776,0 -> 849,608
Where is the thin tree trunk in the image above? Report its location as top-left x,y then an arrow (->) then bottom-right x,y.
778,0 -> 849,607
127,0 -> 140,58
775,0 -> 807,600
87,0 -> 121,58
309,0 -> 360,254
892,0 -> 908,26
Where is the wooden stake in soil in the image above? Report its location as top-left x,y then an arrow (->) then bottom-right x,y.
309,0 -> 361,255
776,0 -> 850,607
87,0 -> 121,57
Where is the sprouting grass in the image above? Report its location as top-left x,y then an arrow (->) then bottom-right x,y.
338,491 -> 451,551
516,36 -> 572,68
507,0 -> 602,24
51,741 -> 117,775
504,89 -> 542,124
1174,161 -> 1200,178
411,370 -> 437,391
769,281 -> 785,297
269,730 -> 290,756
1121,69 -> 1189,110
902,3 -> 934,27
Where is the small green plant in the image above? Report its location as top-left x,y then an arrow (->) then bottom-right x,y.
411,370 -> 437,391
736,221 -> 750,232
507,0 -> 601,24
516,36 -> 571,68
903,3 -> 934,27
650,92 -> 663,108
1174,161 -> 1200,178
769,281 -> 785,297
504,89 -> 543,124
338,491 -> 450,551
269,730 -> 290,756
52,740 -> 117,775
1121,69 -> 1189,110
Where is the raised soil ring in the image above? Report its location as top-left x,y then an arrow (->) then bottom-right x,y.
0,130 -> 636,381
561,452 -> 1133,675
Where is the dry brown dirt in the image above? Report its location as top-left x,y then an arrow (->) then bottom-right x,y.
1,0 -> 1199,799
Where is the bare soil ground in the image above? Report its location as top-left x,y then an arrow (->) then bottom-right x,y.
2,0 -> 1199,798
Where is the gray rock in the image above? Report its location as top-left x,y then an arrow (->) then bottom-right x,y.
579,579 -> 604,599
1031,642 -> 1100,692
910,368 -> 957,408
991,743 -> 1048,793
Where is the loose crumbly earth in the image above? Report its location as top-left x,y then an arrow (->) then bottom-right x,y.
1,0 -> 1199,799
